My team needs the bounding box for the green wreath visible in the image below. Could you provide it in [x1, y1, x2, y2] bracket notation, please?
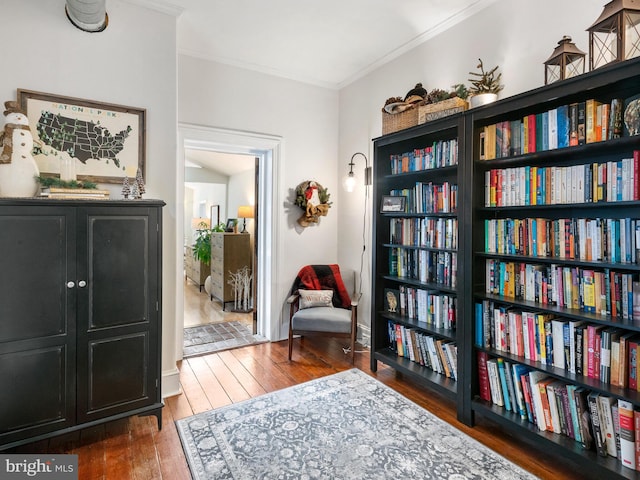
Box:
[294, 180, 331, 211]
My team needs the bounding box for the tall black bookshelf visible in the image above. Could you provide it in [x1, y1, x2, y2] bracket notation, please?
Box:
[371, 57, 640, 479]
[371, 113, 469, 421]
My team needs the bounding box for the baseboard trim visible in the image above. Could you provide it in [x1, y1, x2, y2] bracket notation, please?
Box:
[162, 366, 181, 398]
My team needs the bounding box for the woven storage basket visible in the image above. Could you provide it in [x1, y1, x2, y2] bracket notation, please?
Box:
[381, 106, 420, 135]
[418, 97, 468, 125]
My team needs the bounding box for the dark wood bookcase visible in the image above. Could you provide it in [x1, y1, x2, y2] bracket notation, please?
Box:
[372, 57, 640, 479]
[371, 113, 469, 421]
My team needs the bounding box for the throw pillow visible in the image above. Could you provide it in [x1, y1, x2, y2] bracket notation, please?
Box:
[298, 289, 334, 309]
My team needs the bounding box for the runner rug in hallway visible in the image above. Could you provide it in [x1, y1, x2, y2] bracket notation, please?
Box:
[183, 321, 267, 358]
[176, 368, 538, 480]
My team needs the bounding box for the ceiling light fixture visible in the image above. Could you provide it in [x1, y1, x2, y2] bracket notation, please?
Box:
[66, 0, 108, 33]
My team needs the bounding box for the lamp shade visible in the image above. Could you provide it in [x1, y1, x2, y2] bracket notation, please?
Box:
[343, 172, 357, 192]
[237, 205, 254, 219]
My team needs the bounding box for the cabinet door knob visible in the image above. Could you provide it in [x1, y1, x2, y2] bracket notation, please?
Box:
[66, 281, 75, 288]
[78, 280, 87, 288]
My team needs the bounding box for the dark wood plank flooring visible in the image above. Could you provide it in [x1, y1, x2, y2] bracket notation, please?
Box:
[10, 338, 582, 479]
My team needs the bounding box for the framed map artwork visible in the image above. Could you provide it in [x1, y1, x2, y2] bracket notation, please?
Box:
[17, 89, 145, 184]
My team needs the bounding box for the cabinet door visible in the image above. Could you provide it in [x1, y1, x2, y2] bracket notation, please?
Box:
[0, 206, 76, 445]
[75, 206, 161, 423]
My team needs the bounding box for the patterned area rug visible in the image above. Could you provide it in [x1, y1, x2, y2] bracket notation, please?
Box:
[176, 369, 538, 480]
[183, 321, 267, 358]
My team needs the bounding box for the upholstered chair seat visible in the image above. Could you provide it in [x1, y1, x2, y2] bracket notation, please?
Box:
[287, 265, 358, 363]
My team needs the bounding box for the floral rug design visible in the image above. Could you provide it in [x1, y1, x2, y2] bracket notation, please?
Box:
[176, 368, 537, 479]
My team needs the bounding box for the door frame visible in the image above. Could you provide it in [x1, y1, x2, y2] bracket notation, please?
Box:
[176, 123, 282, 359]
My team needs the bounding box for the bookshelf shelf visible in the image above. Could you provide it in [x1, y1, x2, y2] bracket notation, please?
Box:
[374, 348, 457, 399]
[380, 311, 457, 341]
[472, 399, 634, 480]
[372, 56, 640, 479]
[477, 253, 640, 272]
[476, 293, 640, 330]
[476, 346, 640, 403]
[476, 134, 640, 168]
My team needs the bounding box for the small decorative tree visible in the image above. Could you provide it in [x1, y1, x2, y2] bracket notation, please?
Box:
[468, 58, 504, 95]
[135, 167, 145, 197]
[121, 176, 131, 199]
[228, 266, 253, 311]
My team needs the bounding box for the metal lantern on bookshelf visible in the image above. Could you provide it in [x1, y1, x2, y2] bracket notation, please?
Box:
[587, 0, 640, 70]
[544, 36, 586, 84]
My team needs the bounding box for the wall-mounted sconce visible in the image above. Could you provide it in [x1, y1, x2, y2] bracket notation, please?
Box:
[237, 205, 254, 233]
[343, 152, 372, 192]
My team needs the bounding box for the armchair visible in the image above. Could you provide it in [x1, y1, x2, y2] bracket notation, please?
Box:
[287, 265, 358, 363]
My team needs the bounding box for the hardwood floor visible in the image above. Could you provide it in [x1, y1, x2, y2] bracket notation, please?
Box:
[9, 335, 585, 479]
[183, 277, 253, 329]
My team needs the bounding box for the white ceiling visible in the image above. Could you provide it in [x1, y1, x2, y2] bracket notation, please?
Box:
[155, 0, 495, 89]
[138, 0, 495, 173]
[185, 149, 254, 176]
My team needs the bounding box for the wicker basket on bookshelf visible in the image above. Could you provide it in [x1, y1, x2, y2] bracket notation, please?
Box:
[418, 97, 468, 125]
[381, 106, 420, 135]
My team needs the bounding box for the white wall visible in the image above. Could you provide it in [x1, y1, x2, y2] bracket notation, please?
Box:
[183, 182, 227, 245]
[228, 169, 256, 235]
[0, 0, 179, 395]
[337, 0, 606, 344]
[178, 55, 340, 338]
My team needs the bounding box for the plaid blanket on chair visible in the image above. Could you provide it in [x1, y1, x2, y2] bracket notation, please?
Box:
[291, 264, 351, 309]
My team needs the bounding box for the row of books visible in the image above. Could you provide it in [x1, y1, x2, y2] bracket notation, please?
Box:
[390, 217, 458, 250]
[388, 321, 457, 379]
[484, 154, 640, 207]
[389, 139, 459, 174]
[389, 248, 457, 288]
[476, 300, 640, 386]
[478, 97, 626, 161]
[485, 259, 640, 319]
[390, 181, 458, 214]
[385, 286, 456, 329]
[478, 351, 640, 471]
[484, 217, 640, 264]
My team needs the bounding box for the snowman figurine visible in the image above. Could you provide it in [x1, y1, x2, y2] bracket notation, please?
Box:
[0, 100, 40, 197]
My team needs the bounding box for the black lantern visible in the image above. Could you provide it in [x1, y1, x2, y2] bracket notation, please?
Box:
[544, 36, 586, 84]
[588, 0, 640, 70]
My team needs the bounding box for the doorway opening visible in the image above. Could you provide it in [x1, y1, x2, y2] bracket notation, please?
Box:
[176, 124, 281, 361]
[183, 150, 257, 355]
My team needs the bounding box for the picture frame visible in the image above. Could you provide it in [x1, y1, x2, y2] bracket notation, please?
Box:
[225, 218, 238, 232]
[210, 205, 220, 227]
[17, 89, 146, 184]
[380, 195, 406, 213]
